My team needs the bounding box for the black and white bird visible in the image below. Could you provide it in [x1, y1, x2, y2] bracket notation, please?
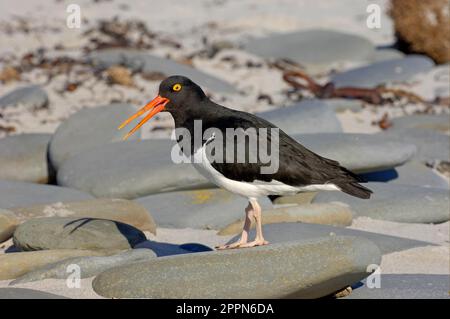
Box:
[119, 75, 372, 249]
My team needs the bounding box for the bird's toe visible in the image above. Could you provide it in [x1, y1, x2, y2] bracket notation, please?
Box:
[238, 239, 269, 248]
[215, 241, 244, 250]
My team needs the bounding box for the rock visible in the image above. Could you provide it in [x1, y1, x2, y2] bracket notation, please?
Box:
[134, 241, 213, 257]
[379, 129, 449, 162]
[87, 49, 237, 94]
[0, 85, 48, 110]
[369, 48, 404, 63]
[436, 161, 450, 180]
[359, 161, 449, 189]
[389, 0, 450, 64]
[11, 249, 156, 285]
[271, 192, 317, 205]
[57, 139, 212, 199]
[0, 66, 20, 83]
[0, 209, 19, 243]
[48, 103, 141, 170]
[106, 66, 134, 86]
[330, 55, 434, 88]
[322, 98, 365, 113]
[0, 288, 68, 299]
[431, 64, 450, 99]
[11, 198, 157, 234]
[257, 99, 342, 134]
[313, 182, 449, 223]
[137, 189, 272, 229]
[389, 114, 450, 134]
[333, 286, 353, 298]
[0, 249, 109, 280]
[435, 87, 450, 100]
[13, 217, 147, 251]
[0, 180, 93, 209]
[347, 274, 449, 299]
[227, 223, 434, 255]
[0, 134, 52, 183]
[218, 203, 353, 235]
[244, 29, 374, 72]
[294, 133, 417, 173]
[93, 236, 381, 299]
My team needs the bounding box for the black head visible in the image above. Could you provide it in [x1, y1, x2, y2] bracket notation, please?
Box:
[158, 75, 207, 111]
[118, 75, 208, 139]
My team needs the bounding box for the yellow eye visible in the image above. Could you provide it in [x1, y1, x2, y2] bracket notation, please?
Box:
[172, 84, 182, 92]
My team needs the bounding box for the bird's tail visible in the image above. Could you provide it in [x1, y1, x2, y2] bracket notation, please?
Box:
[337, 182, 372, 199]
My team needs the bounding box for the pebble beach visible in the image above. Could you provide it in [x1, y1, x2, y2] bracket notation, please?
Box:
[0, 0, 449, 299]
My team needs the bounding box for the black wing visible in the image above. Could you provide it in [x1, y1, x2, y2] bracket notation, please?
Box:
[203, 109, 372, 199]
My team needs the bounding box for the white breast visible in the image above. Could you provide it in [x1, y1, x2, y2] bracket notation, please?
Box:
[192, 141, 340, 200]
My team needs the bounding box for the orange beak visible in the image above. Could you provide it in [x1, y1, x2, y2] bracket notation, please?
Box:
[118, 95, 170, 140]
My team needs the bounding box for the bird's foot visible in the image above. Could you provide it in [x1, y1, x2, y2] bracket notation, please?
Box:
[215, 240, 246, 250]
[237, 239, 269, 248]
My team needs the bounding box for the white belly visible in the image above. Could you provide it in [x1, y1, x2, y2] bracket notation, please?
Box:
[192, 143, 340, 200]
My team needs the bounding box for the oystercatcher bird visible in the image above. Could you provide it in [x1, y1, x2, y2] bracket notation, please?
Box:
[119, 76, 372, 249]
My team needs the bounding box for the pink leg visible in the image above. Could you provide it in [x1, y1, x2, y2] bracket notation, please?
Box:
[216, 201, 254, 250]
[239, 198, 269, 248]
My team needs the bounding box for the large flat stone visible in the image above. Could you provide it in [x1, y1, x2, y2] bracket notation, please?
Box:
[244, 29, 374, 71]
[432, 64, 450, 99]
[389, 114, 450, 134]
[11, 198, 156, 234]
[0, 209, 19, 243]
[48, 103, 141, 170]
[87, 49, 238, 94]
[57, 139, 212, 199]
[0, 180, 93, 209]
[136, 189, 272, 229]
[93, 236, 381, 299]
[218, 203, 353, 235]
[358, 161, 449, 189]
[330, 55, 434, 88]
[313, 182, 449, 224]
[380, 129, 449, 162]
[0, 249, 109, 280]
[0, 134, 53, 183]
[369, 48, 404, 63]
[346, 274, 450, 299]
[11, 249, 156, 285]
[0, 85, 48, 110]
[322, 98, 365, 113]
[257, 99, 342, 134]
[429, 63, 450, 98]
[227, 223, 434, 255]
[293, 133, 417, 173]
[13, 217, 147, 251]
[0, 288, 68, 299]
